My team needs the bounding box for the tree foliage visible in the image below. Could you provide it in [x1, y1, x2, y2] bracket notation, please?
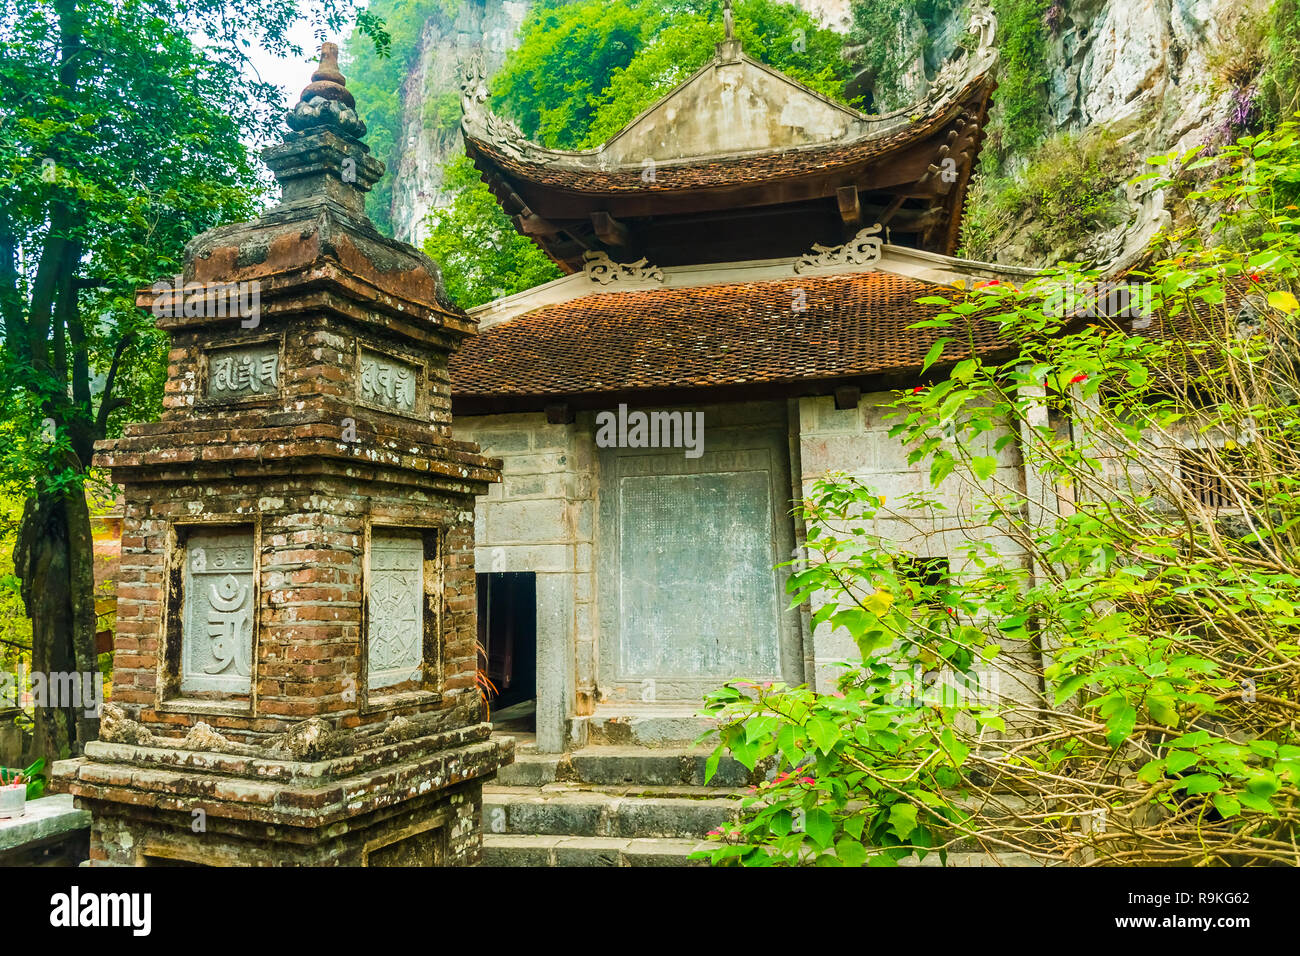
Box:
[422, 154, 561, 308]
[0, 0, 384, 760]
[701, 121, 1300, 866]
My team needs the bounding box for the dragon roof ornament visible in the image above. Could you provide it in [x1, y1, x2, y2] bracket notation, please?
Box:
[460, 52, 539, 163]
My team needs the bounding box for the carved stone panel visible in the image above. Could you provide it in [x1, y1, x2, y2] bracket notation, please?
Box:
[205, 344, 280, 399]
[181, 531, 255, 694]
[368, 535, 425, 689]
[359, 349, 418, 414]
[616, 469, 781, 678]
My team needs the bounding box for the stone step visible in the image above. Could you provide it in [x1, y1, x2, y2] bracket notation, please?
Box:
[484, 784, 743, 840]
[492, 741, 762, 788]
[569, 708, 718, 749]
[482, 833, 710, 867]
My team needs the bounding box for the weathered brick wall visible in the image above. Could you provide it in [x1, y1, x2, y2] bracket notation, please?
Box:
[112, 476, 481, 743]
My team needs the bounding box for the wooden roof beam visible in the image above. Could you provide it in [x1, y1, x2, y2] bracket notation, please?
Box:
[836, 185, 862, 229]
[591, 210, 630, 246]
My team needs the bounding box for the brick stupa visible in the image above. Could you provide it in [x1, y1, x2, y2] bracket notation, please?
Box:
[53, 43, 510, 866]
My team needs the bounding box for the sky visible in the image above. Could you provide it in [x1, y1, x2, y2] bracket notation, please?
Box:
[241, 18, 336, 111]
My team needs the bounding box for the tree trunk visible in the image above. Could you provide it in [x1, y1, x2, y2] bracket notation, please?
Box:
[14, 483, 100, 762]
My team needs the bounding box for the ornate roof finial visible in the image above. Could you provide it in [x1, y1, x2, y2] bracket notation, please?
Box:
[717, 0, 741, 61]
[286, 41, 367, 140]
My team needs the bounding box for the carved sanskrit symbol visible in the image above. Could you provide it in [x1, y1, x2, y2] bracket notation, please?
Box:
[205, 573, 250, 675]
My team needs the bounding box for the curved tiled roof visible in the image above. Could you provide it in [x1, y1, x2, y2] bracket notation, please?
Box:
[464, 76, 994, 196]
[449, 271, 1011, 399]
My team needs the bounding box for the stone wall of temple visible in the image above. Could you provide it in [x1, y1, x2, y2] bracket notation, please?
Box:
[795, 393, 1040, 710]
[454, 412, 596, 753]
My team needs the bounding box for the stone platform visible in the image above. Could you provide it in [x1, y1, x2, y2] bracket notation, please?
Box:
[57, 712, 512, 866]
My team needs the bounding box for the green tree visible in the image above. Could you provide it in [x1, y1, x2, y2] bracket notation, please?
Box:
[0, 0, 385, 762]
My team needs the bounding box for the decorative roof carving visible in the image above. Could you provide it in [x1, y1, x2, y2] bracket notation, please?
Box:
[583, 251, 665, 285]
[795, 224, 884, 273]
[460, 52, 539, 162]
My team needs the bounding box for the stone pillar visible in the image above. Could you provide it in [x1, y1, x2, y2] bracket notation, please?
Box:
[51, 44, 510, 866]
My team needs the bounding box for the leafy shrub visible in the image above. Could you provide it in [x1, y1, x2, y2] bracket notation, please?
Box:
[701, 123, 1300, 866]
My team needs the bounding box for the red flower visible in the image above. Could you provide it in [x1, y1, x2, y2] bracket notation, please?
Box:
[799, 777, 816, 786]
[1250, 273, 1262, 281]
[975, 279, 1001, 288]
[1069, 373, 1088, 384]
[912, 386, 925, 394]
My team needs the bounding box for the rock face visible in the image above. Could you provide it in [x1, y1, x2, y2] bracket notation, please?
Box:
[1046, 0, 1240, 156]
[388, 0, 529, 244]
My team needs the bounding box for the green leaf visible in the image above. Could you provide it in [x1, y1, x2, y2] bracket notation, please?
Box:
[804, 807, 834, 849]
[1181, 773, 1223, 795]
[888, 802, 919, 841]
[1105, 704, 1137, 748]
[1212, 794, 1241, 818]
[704, 749, 721, 785]
[807, 717, 841, 754]
[921, 337, 953, 372]
[835, 837, 868, 867]
[1165, 750, 1198, 774]
[971, 455, 997, 480]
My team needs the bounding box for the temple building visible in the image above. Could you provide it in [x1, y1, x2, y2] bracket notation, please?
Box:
[447, 6, 1041, 754]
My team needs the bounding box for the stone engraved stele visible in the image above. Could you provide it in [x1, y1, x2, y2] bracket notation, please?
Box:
[359, 349, 418, 413]
[617, 471, 780, 678]
[368, 535, 425, 689]
[206, 345, 279, 398]
[182, 531, 254, 694]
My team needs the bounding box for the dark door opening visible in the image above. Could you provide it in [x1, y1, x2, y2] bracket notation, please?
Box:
[477, 571, 536, 733]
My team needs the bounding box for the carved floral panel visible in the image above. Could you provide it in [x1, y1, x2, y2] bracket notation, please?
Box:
[368, 535, 425, 689]
[182, 531, 255, 694]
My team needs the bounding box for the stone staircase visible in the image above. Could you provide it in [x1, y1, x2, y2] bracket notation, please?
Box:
[481, 733, 1048, 867]
[481, 734, 759, 866]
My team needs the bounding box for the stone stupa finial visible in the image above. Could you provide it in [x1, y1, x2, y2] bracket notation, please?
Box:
[286, 41, 366, 140]
[267, 40, 383, 215]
